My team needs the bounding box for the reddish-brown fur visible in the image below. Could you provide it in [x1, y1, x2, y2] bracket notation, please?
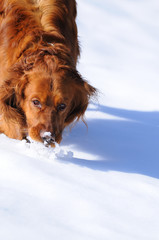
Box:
[0, 0, 96, 145]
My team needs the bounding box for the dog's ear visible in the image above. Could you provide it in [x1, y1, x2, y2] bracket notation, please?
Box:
[65, 69, 96, 125]
[0, 70, 28, 123]
[5, 64, 29, 101]
[0, 80, 22, 123]
[15, 74, 28, 102]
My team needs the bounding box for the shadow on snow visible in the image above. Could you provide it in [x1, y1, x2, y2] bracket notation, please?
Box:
[61, 104, 159, 179]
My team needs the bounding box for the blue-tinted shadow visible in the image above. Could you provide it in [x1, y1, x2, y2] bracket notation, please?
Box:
[61, 105, 159, 179]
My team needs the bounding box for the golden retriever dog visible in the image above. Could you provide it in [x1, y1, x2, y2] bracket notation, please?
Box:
[0, 0, 96, 146]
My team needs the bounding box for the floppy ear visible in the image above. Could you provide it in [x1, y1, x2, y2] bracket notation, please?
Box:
[65, 70, 96, 125]
[0, 71, 28, 123]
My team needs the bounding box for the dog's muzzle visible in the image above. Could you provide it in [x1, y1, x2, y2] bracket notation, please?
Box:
[40, 131, 55, 146]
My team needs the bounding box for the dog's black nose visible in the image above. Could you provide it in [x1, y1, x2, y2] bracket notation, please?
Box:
[42, 136, 55, 144]
[41, 131, 55, 146]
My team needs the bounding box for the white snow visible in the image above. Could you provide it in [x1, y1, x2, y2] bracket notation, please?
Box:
[0, 0, 159, 239]
[42, 132, 52, 137]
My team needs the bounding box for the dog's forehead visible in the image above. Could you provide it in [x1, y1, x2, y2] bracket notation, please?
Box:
[30, 78, 50, 92]
[27, 71, 52, 90]
[25, 70, 77, 103]
[24, 72, 52, 100]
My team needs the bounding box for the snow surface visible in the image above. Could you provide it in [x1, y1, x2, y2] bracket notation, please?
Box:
[1, 0, 159, 239]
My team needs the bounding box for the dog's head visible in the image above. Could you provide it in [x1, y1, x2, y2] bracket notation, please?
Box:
[1, 47, 96, 145]
[21, 67, 95, 145]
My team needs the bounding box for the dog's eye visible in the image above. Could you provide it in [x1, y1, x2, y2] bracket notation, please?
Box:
[32, 99, 41, 108]
[57, 103, 66, 112]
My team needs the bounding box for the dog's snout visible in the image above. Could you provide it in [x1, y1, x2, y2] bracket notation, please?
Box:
[40, 131, 55, 145]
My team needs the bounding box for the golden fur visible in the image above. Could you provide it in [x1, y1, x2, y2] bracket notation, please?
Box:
[0, 0, 96, 145]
